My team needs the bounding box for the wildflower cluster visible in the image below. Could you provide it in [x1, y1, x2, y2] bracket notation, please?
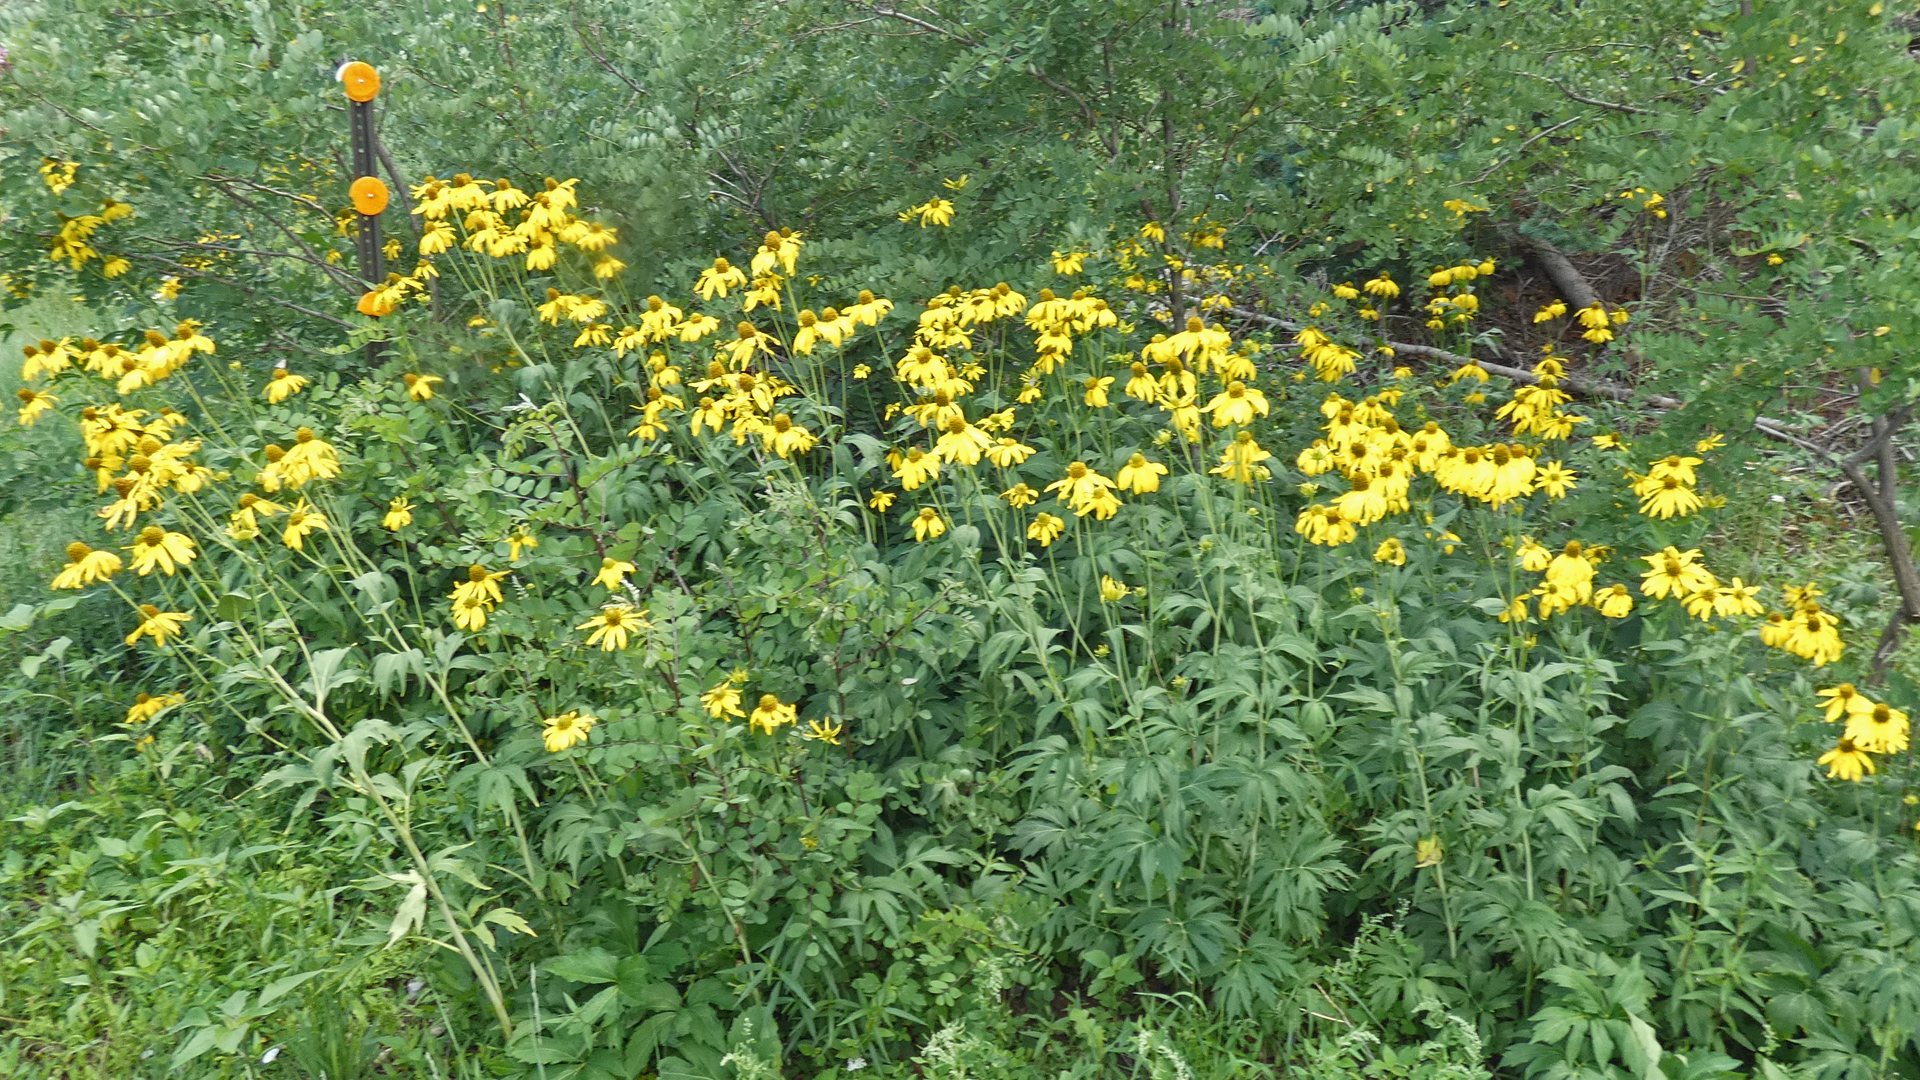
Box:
[1759, 583, 1848, 666]
[1813, 684, 1910, 781]
[1493, 356, 1587, 440]
[48, 198, 136, 274]
[372, 173, 622, 316]
[1292, 385, 1574, 545]
[1421, 257, 1493, 330]
[21, 173, 1872, 780]
[699, 671, 829, 741]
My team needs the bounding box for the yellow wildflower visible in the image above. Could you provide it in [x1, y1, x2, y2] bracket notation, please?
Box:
[125, 604, 190, 647]
[128, 526, 196, 576]
[542, 711, 597, 752]
[1848, 702, 1910, 754]
[404, 373, 443, 401]
[1639, 547, 1716, 599]
[911, 507, 948, 542]
[578, 605, 650, 652]
[1045, 461, 1120, 517]
[748, 694, 798, 734]
[1816, 683, 1872, 723]
[1116, 453, 1168, 495]
[1201, 381, 1269, 427]
[382, 497, 414, 530]
[985, 438, 1037, 468]
[1818, 736, 1874, 781]
[51, 542, 122, 589]
[1028, 513, 1066, 548]
[281, 500, 328, 551]
[702, 682, 746, 719]
[17, 388, 56, 426]
[1593, 585, 1634, 618]
[694, 257, 747, 300]
[125, 692, 185, 725]
[264, 368, 308, 403]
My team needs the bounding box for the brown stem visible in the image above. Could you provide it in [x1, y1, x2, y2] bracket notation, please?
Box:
[1839, 446, 1920, 678]
[373, 128, 442, 318]
[1517, 72, 1658, 116]
[1873, 610, 1913, 676]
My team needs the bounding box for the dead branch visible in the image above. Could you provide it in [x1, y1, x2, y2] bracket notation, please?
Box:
[1513, 233, 1603, 311]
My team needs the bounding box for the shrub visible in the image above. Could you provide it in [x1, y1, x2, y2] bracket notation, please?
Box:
[6, 173, 1919, 1080]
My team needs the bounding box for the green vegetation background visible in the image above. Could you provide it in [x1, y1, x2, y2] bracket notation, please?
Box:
[1, 0, 1918, 1078]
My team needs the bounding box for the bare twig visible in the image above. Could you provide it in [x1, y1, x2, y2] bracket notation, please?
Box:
[1230, 306, 1802, 446]
[834, 3, 1101, 139]
[124, 253, 354, 328]
[1518, 71, 1660, 115]
[199, 173, 328, 214]
[372, 132, 420, 239]
[570, 0, 650, 99]
[1470, 115, 1588, 184]
[1841, 446, 1920, 680]
[203, 178, 365, 294]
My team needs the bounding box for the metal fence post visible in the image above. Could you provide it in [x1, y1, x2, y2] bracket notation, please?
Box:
[340, 61, 387, 365]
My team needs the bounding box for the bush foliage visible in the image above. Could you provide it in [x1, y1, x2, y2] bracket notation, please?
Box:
[1, 1, 1917, 1079]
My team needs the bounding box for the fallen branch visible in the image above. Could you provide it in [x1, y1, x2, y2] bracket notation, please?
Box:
[1513, 233, 1603, 311]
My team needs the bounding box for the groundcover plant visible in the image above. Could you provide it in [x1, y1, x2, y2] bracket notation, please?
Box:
[1, 1, 1918, 1078]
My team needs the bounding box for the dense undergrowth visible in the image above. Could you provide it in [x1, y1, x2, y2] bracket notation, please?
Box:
[3, 0, 1920, 1078]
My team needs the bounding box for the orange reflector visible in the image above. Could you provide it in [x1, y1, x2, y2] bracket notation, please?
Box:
[340, 61, 381, 102]
[350, 175, 390, 216]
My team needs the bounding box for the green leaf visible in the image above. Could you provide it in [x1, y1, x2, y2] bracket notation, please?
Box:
[259, 970, 325, 1008]
[546, 947, 620, 985]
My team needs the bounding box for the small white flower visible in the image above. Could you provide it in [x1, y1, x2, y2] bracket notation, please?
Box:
[846, 1058, 868, 1072]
